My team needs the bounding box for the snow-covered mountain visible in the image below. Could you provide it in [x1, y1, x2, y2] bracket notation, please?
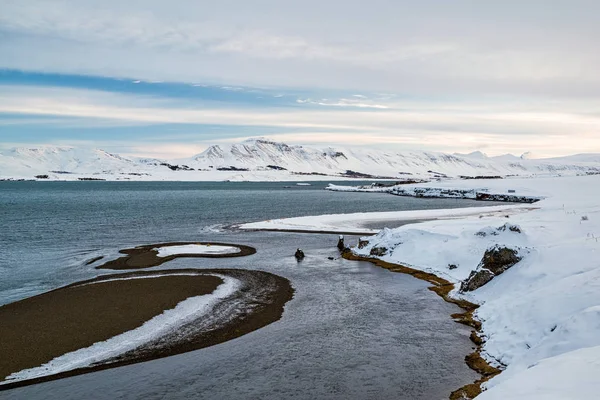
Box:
[1, 139, 600, 181]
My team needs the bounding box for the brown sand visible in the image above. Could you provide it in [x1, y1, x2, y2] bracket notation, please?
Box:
[0, 273, 222, 381]
[95, 242, 257, 270]
[0, 269, 294, 390]
[342, 252, 501, 400]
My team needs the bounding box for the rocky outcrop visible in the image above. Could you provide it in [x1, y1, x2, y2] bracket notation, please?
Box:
[358, 239, 370, 249]
[461, 246, 522, 292]
[369, 247, 388, 257]
[337, 235, 345, 251]
[216, 166, 249, 171]
[160, 163, 194, 171]
[475, 223, 522, 237]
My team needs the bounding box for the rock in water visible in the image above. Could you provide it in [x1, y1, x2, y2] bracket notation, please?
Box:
[337, 235, 345, 251]
[295, 248, 305, 261]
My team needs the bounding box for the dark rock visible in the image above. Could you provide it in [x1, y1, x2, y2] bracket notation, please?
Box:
[216, 166, 249, 171]
[459, 175, 503, 180]
[369, 247, 387, 257]
[480, 246, 521, 275]
[461, 269, 495, 292]
[476, 223, 522, 237]
[358, 239, 369, 249]
[461, 246, 522, 292]
[327, 256, 335, 260]
[497, 223, 522, 233]
[160, 163, 194, 171]
[340, 170, 398, 180]
[448, 264, 458, 270]
[35, 175, 49, 179]
[337, 235, 345, 251]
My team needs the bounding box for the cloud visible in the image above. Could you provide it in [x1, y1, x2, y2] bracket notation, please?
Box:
[1, 0, 600, 95]
[2, 84, 600, 158]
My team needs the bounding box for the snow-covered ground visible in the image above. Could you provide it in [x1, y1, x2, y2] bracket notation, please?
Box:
[153, 244, 240, 257]
[2, 139, 600, 181]
[246, 175, 600, 399]
[238, 205, 532, 234]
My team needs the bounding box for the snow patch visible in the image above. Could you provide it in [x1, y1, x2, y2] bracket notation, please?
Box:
[153, 244, 240, 257]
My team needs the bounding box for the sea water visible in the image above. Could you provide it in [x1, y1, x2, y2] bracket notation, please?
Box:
[0, 181, 492, 399]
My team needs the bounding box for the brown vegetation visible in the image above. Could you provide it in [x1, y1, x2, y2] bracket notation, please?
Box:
[342, 252, 501, 399]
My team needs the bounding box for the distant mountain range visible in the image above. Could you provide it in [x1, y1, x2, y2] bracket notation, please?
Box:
[1, 139, 600, 181]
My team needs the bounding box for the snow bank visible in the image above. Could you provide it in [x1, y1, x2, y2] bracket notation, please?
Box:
[238, 204, 530, 234]
[153, 244, 240, 257]
[348, 175, 600, 398]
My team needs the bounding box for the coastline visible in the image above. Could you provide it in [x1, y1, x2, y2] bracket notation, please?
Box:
[342, 252, 501, 399]
[0, 268, 294, 390]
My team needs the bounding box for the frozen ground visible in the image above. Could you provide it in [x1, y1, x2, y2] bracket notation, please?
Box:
[265, 175, 600, 398]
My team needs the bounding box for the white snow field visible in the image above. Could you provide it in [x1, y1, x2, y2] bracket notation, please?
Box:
[248, 175, 600, 399]
[2, 138, 600, 181]
[153, 244, 240, 257]
[238, 205, 532, 234]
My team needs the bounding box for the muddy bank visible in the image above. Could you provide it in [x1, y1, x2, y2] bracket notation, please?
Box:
[342, 252, 501, 399]
[0, 268, 293, 390]
[95, 242, 256, 270]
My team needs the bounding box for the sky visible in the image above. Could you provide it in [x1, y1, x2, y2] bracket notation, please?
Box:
[1, 0, 600, 159]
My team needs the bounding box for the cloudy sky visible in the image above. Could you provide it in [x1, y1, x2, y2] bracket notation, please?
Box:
[1, 0, 599, 158]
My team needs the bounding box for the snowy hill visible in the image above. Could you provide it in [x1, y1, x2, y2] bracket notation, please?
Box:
[1, 139, 600, 181]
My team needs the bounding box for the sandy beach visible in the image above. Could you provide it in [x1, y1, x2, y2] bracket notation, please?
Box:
[0, 268, 293, 389]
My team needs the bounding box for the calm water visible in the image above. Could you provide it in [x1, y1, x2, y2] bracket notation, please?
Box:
[0, 181, 489, 399]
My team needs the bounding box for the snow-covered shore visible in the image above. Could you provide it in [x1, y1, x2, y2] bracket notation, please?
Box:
[247, 175, 600, 399]
[237, 205, 534, 234]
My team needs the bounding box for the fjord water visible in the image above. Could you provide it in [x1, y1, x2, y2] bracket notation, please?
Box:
[0, 181, 486, 399]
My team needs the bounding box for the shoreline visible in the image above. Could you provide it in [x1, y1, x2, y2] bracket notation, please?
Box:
[95, 242, 257, 270]
[0, 268, 294, 391]
[342, 252, 501, 399]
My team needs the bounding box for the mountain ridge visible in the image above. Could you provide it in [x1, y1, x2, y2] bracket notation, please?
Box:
[2, 139, 600, 181]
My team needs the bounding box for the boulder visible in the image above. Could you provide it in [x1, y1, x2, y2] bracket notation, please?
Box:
[480, 246, 522, 275]
[461, 246, 522, 292]
[461, 269, 495, 292]
[294, 248, 305, 261]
